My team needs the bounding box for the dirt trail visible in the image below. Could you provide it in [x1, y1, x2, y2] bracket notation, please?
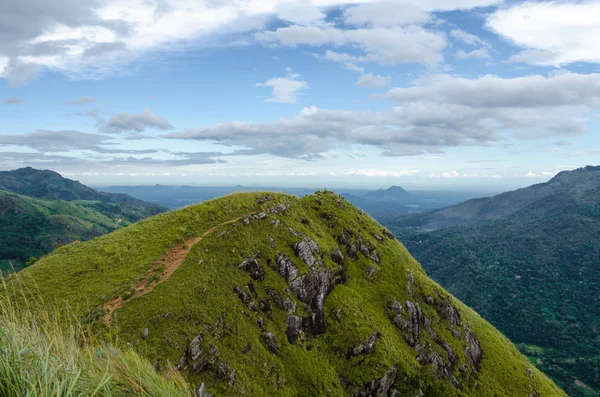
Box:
[103, 215, 247, 325]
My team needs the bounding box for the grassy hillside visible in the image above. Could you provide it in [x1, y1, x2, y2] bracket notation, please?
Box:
[390, 166, 600, 397]
[6, 191, 566, 396]
[0, 189, 161, 273]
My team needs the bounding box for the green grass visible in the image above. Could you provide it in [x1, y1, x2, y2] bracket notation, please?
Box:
[6, 191, 568, 396]
[0, 276, 191, 396]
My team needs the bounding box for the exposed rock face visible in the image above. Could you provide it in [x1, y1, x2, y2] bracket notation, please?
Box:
[290, 268, 332, 334]
[189, 336, 202, 361]
[348, 332, 381, 358]
[286, 315, 303, 343]
[277, 253, 299, 282]
[407, 271, 415, 297]
[465, 327, 482, 370]
[196, 383, 211, 397]
[293, 237, 320, 266]
[330, 247, 345, 265]
[265, 332, 279, 354]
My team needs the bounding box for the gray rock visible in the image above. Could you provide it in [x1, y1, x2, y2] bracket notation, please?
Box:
[390, 300, 403, 314]
[268, 235, 275, 248]
[293, 237, 320, 267]
[228, 369, 236, 387]
[290, 268, 332, 334]
[363, 366, 398, 397]
[252, 212, 267, 220]
[373, 234, 384, 243]
[441, 304, 461, 326]
[243, 218, 250, 226]
[257, 317, 265, 331]
[281, 297, 296, 313]
[348, 244, 357, 258]
[359, 244, 370, 257]
[188, 335, 202, 361]
[270, 219, 280, 227]
[366, 266, 377, 279]
[217, 361, 228, 378]
[277, 253, 299, 283]
[141, 327, 149, 340]
[383, 229, 395, 239]
[370, 250, 380, 264]
[234, 285, 251, 304]
[196, 383, 211, 397]
[286, 315, 303, 343]
[338, 232, 349, 246]
[265, 332, 279, 354]
[407, 271, 415, 296]
[347, 332, 381, 357]
[465, 327, 483, 370]
[330, 247, 345, 265]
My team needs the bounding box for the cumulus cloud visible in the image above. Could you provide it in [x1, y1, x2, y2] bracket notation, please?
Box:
[102, 109, 173, 133]
[64, 96, 98, 105]
[450, 28, 487, 47]
[256, 69, 308, 103]
[456, 48, 491, 60]
[0, 0, 506, 83]
[165, 72, 600, 159]
[355, 73, 392, 88]
[257, 25, 447, 65]
[487, 1, 600, 66]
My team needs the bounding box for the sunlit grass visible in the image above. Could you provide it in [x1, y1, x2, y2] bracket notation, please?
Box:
[0, 275, 191, 396]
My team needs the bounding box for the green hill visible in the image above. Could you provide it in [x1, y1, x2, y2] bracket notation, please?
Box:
[0, 168, 167, 273]
[6, 191, 566, 396]
[390, 166, 600, 397]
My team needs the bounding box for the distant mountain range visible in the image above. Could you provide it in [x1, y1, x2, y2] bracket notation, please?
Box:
[390, 166, 600, 397]
[0, 168, 167, 273]
[101, 183, 487, 222]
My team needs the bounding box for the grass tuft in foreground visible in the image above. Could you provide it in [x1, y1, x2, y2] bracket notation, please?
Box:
[0, 276, 191, 396]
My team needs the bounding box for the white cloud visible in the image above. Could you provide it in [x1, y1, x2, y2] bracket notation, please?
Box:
[456, 48, 491, 60]
[356, 73, 392, 88]
[165, 72, 600, 160]
[102, 109, 174, 133]
[343, 1, 431, 27]
[64, 96, 98, 105]
[450, 28, 486, 46]
[487, 2, 600, 66]
[256, 69, 308, 103]
[257, 25, 448, 65]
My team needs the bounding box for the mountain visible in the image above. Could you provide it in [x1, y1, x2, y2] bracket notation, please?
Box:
[390, 166, 600, 397]
[0, 168, 167, 273]
[6, 191, 565, 396]
[364, 185, 410, 200]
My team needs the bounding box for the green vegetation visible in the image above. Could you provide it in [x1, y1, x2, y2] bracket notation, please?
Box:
[0, 167, 166, 273]
[5, 191, 566, 396]
[390, 166, 600, 397]
[0, 277, 191, 396]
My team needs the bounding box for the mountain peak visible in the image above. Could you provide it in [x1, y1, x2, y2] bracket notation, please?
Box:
[14, 191, 565, 396]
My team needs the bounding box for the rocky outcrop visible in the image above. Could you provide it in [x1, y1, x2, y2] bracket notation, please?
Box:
[293, 237, 320, 266]
[196, 383, 211, 397]
[347, 332, 381, 358]
[286, 314, 303, 343]
[330, 247, 345, 265]
[465, 327, 482, 370]
[265, 332, 279, 354]
[355, 366, 399, 397]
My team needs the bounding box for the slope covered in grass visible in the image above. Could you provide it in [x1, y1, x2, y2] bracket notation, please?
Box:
[9, 191, 566, 396]
[0, 187, 165, 273]
[0, 278, 191, 396]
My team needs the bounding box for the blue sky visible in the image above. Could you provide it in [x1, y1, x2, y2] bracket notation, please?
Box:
[1, 0, 599, 189]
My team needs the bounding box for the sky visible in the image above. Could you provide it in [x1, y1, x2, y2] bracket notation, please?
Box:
[1, 0, 600, 189]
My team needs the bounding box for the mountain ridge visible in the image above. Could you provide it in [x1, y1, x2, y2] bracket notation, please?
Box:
[7, 191, 566, 396]
[390, 165, 600, 397]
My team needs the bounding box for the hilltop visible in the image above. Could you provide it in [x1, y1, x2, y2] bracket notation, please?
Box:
[8, 191, 565, 396]
[390, 166, 600, 397]
[0, 168, 167, 272]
